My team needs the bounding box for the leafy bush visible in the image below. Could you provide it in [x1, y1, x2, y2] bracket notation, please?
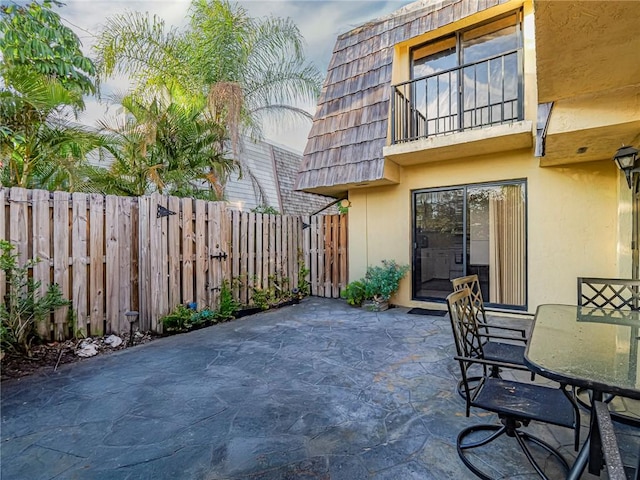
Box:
[364, 260, 410, 301]
[251, 286, 270, 310]
[340, 280, 367, 306]
[216, 280, 240, 321]
[0, 240, 69, 356]
[341, 260, 409, 307]
[161, 304, 194, 333]
[190, 308, 215, 326]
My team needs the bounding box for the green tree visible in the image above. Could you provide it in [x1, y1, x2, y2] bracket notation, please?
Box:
[0, 1, 103, 190]
[86, 89, 236, 198]
[93, 0, 322, 196]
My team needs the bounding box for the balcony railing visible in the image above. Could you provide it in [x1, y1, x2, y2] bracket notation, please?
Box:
[390, 50, 523, 144]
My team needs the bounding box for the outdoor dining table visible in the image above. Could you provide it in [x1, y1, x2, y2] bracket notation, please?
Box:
[524, 304, 640, 479]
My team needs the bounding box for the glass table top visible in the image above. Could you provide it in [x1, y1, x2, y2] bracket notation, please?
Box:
[525, 304, 640, 399]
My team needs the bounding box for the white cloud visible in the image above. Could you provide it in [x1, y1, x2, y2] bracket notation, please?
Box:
[57, 0, 411, 150]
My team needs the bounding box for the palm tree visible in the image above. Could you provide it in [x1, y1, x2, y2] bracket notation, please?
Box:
[0, 69, 106, 190]
[86, 90, 236, 199]
[93, 0, 322, 198]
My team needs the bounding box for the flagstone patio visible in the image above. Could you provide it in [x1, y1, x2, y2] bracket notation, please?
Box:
[1, 298, 638, 479]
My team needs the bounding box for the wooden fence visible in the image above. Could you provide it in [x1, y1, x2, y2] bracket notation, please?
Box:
[0, 188, 348, 339]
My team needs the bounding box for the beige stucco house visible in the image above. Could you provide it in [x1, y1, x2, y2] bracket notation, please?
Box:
[295, 0, 640, 313]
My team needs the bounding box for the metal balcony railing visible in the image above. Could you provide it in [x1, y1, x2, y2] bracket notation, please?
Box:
[390, 49, 523, 144]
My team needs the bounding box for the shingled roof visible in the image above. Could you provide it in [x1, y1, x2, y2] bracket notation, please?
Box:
[295, 0, 509, 195]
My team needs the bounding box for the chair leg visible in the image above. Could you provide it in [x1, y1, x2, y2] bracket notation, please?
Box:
[457, 424, 507, 480]
[457, 420, 570, 480]
[513, 429, 570, 479]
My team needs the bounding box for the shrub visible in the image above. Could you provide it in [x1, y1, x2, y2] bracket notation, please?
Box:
[0, 240, 69, 356]
[216, 279, 240, 321]
[364, 260, 410, 301]
[161, 304, 194, 333]
[341, 260, 410, 307]
[340, 280, 367, 306]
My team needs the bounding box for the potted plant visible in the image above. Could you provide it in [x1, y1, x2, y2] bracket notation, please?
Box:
[342, 260, 409, 311]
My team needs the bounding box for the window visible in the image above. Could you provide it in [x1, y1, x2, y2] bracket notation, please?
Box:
[413, 180, 526, 309]
[391, 11, 523, 143]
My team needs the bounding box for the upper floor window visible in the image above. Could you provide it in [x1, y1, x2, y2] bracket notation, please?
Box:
[391, 12, 523, 143]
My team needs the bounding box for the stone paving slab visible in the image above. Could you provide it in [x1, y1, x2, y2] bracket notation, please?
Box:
[1, 298, 638, 479]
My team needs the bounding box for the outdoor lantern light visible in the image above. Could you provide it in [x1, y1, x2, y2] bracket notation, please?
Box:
[613, 145, 639, 189]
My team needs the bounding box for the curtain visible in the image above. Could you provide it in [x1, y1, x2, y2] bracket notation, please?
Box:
[489, 185, 525, 305]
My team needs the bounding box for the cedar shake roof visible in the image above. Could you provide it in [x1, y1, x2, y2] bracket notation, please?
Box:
[296, 0, 509, 195]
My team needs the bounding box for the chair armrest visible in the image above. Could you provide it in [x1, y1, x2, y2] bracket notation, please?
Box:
[453, 355, 531, 372]
[477, 332, 528, 344]
[477, 321, 529, 339]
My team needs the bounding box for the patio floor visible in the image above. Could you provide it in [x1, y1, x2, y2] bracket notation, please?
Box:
[1, 297, 638, 479]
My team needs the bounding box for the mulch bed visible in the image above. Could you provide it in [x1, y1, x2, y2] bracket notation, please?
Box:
[1, 332, 157, 381]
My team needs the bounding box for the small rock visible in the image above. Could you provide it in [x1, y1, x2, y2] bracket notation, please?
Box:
[76, 342, 98, 358]
[104, 335, 123, 348]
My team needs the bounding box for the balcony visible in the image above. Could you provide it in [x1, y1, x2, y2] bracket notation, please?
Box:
[385, 50, 532, 166]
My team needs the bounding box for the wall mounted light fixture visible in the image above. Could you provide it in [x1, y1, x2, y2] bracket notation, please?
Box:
[613, 145, 639, 189]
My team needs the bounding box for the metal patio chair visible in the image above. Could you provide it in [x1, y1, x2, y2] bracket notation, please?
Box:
[577, 277, 640, 428]
[447, 288, 581, 480]
[452, 274, 529, 339]
[450, 275, 532, 393]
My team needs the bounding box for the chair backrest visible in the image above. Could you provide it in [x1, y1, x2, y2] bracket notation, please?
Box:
[446, 288, 486, 410]
[577, 277, 640, 310]
[452, 274, 488, 329]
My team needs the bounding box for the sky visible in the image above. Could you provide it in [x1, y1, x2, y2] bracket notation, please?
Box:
[52, 0, 414, 152]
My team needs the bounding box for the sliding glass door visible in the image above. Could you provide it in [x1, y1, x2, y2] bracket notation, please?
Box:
[413, 181, 526, 308]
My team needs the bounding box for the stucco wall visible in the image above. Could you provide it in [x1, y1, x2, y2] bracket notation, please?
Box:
[347, 150, 621, 313]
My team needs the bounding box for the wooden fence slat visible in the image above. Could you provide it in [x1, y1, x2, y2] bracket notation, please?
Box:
[195, 199, 207, 309]
[292, 217, 299, 291]
[167, 196, 181, 308]
[276, 215, 283, 288]
[339, 214, 348, 291]
[221, 204, 231, 290]
[53, 191, 70, 340]
[138, 196, 150, 331]
[255, 214, 263, 292]
[105, 195, 119, 335]
[316, 216, 325, 297]
[148, 194, 161, 331]
[303, 215, 311, 296]
[331, 216, 340, 298]
[130, 198, 139, 320]
[118, 196, 132, 332]
[268, 215, 276, 282]
[159, 195, 170, 321]
[32, 189, 51, 339]
[230, 210, 239, 301]
[207, 202, 220, 308]
[90, 194, 105, 336]
[309, 216, 317, 296]
[72, 193, 89, 335]
[286, 216, 294, 291]
[9, 187, 29, 266]
[239, 211, 248, 305]
[247, 212, 255, 303]
[182, 197, 194, 304]
[262, 214, 269, 290]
